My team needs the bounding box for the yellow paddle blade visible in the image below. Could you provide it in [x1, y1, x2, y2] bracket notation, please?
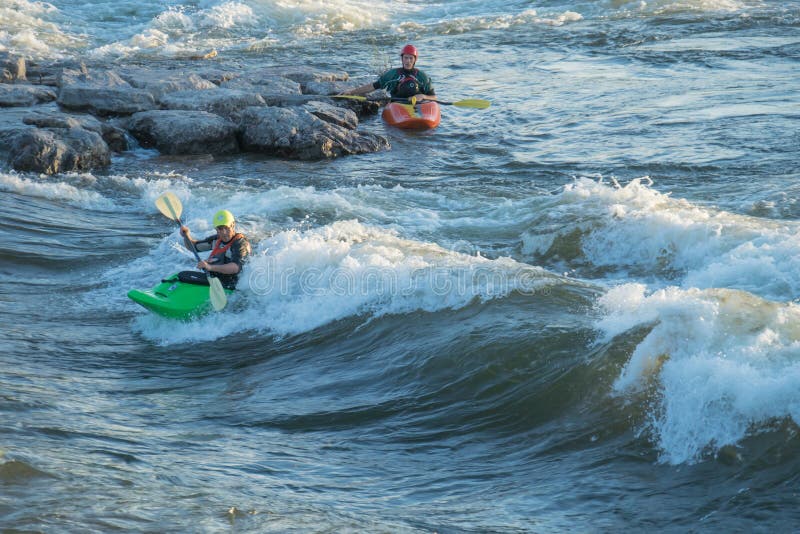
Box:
[208, 276, 227, 311]
[155, 192, 183, 221]
[332, 95, 489, 109]
[452, 99, 490, 109]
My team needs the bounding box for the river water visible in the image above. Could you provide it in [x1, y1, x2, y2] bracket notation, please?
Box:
[2, 0, 800, 531]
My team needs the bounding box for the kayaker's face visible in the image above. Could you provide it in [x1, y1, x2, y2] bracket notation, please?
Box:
[216, 224, 234, 241]
[401, 54, 416, 70]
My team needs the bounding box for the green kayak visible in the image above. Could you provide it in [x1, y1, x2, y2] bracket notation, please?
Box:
[127, 272, 233, 320]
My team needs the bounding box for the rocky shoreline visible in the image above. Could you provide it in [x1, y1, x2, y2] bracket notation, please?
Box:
[0, 52, 387, 175]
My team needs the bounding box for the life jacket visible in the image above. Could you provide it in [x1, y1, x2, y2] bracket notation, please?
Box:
[394, 68, 421, 98]
[208, 233, 244, 264]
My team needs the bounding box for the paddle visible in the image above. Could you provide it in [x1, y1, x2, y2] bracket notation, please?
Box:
[402, 97, 490, 109]
[154, 192, 227, 312]
[332, 94, 490, 109]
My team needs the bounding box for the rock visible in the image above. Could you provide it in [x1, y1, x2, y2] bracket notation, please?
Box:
[0, 84, 57, 107]
[9, 128, 111, 174]
[239, 106, 388, 160]
[159, 88, 265, 120]
[0, 109, 37, 153]
[250, 66, 348, 84]
[193, 67, 238, 86]
[57, 68, 156, 116]
[122, 70, 218, 100]
[221, 76, 302, 97]
[22, 58, 78, 87]
[0, 53, 26, 82]
[23, 109, 128, 152]
[98, 125, 128, 153]
[128, 110, 239, 155]
[259, 94, 335, 107]
[302, 100, 358, 130]
[259, 94, 381, 117]
[302, 80, 354, 96]
[185, 48, 218, 60]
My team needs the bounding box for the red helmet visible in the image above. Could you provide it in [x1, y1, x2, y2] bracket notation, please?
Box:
[400, 44, 418, 58]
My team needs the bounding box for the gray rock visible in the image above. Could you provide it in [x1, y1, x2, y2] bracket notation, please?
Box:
[192, 67, 237, 86]
[26, 58, 81, 86]
[22, 109, 128, 152]
[259, 94, 336, 107]
[124, 71, 218, 100]
[239, 106, 388, 160]
[251, 66, 348, 84]
[159, 88, 265, 120]
[302, 80, 354, 96]
[57, 68, 156, 116]
[9, 127, 111, 174]
[128, 110, 239, 155]
[221, 76, 302, 97]
[0, 84, 57, 106]
[0, 53, 26, 82]
[0, 108, 36, 153]
[302, 100, 358, 130]
[259, 94, 381, 117]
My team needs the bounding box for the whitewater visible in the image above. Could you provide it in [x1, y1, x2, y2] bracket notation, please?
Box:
[1, 0, 799, 531]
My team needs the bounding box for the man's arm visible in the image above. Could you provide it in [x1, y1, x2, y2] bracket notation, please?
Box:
[180, 226, 213, 252]
[416, 72, 436, 100]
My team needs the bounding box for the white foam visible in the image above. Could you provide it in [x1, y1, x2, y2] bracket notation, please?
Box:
[84, 0, 393, 59]
[197, 2, 255, 30]
[633, 0, 747, 15]
[523, 177, 800, 301]
[281, 0, 390, 36]
[395, 9, 583, 36]
[597, 284, 800, 464]
[86, 2, 257, 59]
[152, 9, 196, 33]
[0, 0, 85, 58]
[124, 219, 554, 344]
[639, 35, 797, 53]
[0, 172, 115, 209]
[88, 29, 175, 59]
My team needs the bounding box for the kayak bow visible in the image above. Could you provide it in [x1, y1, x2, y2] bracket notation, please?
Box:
[381, 101, 441, 130]
[127, 272, 234, 320]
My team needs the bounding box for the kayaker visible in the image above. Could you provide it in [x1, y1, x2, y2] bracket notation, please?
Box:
[180, 209, 250, 290]
[342, 44, 436, 102]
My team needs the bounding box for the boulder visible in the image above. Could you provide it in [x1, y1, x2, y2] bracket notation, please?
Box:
[239, 106, 388, 160]
[0, 84, 57, 107]
[0, 109, 36, 153]
[221, 76, 302, 97]
[23, 109, 128, 152]
[250, 66, 348, 84]
[192, 67, 238, 86]
[0, 53, 26, 82]
[22, 58, 78, 87]
[159, 89, 265, 120]
[128, 110, 239, 155]
[57, 68, 156, 116]
[302, 80, 354, 96]
[259, 94, 380, 117]
[302, 100, 358, 130]
[123, 71, 218, 100]
[9, 128, 111, 174]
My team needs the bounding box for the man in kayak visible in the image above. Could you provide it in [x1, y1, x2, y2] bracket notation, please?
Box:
[342, 44, 436, 102]
[180, 209, 250, 290]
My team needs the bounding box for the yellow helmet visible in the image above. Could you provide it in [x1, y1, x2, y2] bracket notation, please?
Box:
[212, 209, 235, 228]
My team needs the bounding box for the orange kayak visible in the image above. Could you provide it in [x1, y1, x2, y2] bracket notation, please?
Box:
[381, 101, 441, 130]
